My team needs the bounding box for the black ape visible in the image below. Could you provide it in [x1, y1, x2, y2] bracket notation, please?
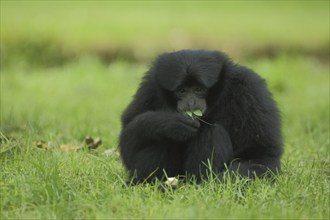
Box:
[119, 49, 282, 184]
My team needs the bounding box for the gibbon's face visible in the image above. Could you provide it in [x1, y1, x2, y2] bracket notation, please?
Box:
[174, 84, 208, 113]
[153, 49, 224, 114]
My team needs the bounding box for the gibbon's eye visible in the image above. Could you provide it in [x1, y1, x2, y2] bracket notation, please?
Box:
[179, 88, 186, 94]
[195, 87, 203, 92]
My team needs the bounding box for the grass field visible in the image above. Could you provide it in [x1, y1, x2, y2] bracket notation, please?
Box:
[1, 1, 329, 64]
[1, 1, 329, 219]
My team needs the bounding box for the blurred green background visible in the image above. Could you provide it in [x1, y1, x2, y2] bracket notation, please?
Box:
[1, 1, 329, 219]
[1, 1, 329, 66]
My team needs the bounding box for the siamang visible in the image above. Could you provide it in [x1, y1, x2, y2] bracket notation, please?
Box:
[119, 49, 282, 184]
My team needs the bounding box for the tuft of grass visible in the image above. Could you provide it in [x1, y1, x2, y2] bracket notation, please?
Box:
[1, 55, 329, 219]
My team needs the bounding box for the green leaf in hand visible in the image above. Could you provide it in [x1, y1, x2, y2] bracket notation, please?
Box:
[185, 111, 194, 119]
[185, 110, 203, 119]
[193, 110, 203, 117]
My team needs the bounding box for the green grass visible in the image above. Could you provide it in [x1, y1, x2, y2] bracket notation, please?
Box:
[1, 55, 329, 219]
[1, 1, 329, 219]
[1, 1, 329, 63]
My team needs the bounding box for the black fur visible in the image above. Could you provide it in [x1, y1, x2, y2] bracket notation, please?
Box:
[119, 49, 283, 184]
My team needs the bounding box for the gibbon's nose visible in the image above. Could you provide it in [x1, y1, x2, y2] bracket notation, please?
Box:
[188, 99, 196, 110]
